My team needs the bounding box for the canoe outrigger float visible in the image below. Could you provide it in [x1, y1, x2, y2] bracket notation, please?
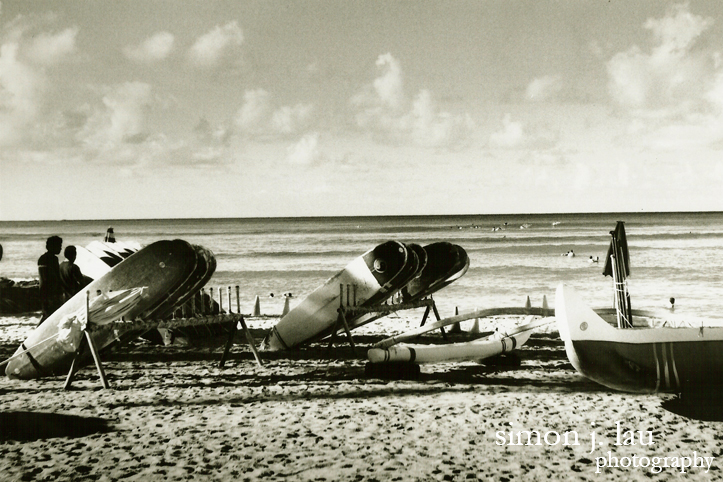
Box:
[556, 222, 723, 393]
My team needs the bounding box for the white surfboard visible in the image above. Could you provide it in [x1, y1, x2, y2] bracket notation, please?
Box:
[266, 241, 413, 351]
[73, 246, 112, 281]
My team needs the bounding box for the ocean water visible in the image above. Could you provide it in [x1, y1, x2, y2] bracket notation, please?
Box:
[1, 212, 723, 327]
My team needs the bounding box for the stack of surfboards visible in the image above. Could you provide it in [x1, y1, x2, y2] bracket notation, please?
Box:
[6, 239, 217, 379]
[265, 241, 470, 351]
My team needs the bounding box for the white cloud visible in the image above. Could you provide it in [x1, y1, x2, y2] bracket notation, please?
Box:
[124, 31, 174, 63]
[189, 21, 244, 67]
[525, 75, 563, 102]
[0, 19, 78, 146]
[352, 53, 473, 149]
[286, 132, 321, 165]
[607, 3, 723, 151]
[25, 27, 78, 65]
[489, 114, 557, 150]
[409, 89, 474, 148]
[233, 89, 314, 138]
[79, 82, 153, 147]
[489, 114, 525, 148]
[234, 88, 271, 132]
[0, 42, 44, 145]
[373, 53, 404, 110]
[271, 103, 314, 134]
[607, 4, 713, 112]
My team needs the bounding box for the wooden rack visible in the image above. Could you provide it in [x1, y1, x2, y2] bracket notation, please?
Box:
[64, 285, 263, 390]
[326, 284, 447, 355]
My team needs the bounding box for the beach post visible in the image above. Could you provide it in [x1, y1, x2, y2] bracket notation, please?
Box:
[542, 295, 549, 310]
[525, 296, 532, 309]
[252, 295, 261, 316]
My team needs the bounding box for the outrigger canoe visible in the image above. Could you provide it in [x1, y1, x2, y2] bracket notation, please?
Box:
[555, 283, 723, 393]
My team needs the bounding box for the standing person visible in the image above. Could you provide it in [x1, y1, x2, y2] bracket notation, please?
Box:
[38, 235, 64, 325]
[59, 245, 88, 301]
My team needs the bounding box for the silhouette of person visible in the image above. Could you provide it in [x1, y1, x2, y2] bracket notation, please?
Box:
[38, 235, 64, 325]
[105, 227, 115, 243]
[59, 246, 88, 301]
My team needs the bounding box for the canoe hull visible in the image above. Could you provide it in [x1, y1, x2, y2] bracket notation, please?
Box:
[367, 330, 530, 364]
[555, 284, 723, 393]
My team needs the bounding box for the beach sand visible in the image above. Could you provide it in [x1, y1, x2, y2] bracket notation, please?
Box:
[1, 314, 722, 481]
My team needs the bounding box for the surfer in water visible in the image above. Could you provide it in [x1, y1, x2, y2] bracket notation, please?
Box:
[38, 236, 64, 325]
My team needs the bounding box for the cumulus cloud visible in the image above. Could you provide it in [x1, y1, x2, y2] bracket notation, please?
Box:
[189, 21, 244, 67]
[608, 4, 713, 113]
[271, 103, 314, 135]
[233, 88, 314, 137]
[25, 27, 78, 65]
[234, 89, 271, 132]
[351, 52, 474, 149]
[373, 53, 404, 110]
[489, 114, 525, 148]
[489, 114, 557, 150]
[525, 75, 563, 102]
[607, 3, 723, 151]
[124, 31, 174, 63]
[79, 82, 153, 147]
[0, 18, 79, 146]
[409, 90, 474, 148]
[286, 132, 321, 165]
[0, 42, 44, 145]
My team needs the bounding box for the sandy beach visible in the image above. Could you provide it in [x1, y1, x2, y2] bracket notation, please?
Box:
[1, 313, 721, 482]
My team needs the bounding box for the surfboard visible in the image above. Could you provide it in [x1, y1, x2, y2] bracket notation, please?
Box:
[86, 240, 125, 267]
[73, 246, 112, 281]
[367, 324, 532, 364]
[104, 240, 141, 258]
[404, 242, 469, 301]
[5, 239, 198, 379]
[152, 244, 216, 320]
[265, 241, 415, 351]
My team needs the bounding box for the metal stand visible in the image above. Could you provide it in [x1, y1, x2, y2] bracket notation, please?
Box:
[326, 284, 445, 355]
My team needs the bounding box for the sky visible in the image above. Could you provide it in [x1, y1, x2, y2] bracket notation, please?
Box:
[2, 1, 723, 220]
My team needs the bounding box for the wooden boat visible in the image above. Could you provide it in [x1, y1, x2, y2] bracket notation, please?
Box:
[5, 240, 198, 379]
[555, 283, 723, 393]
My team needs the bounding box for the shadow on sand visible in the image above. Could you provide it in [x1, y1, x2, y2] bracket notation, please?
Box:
[661, 387, 723, 421]
[0, 412, 112, 441]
